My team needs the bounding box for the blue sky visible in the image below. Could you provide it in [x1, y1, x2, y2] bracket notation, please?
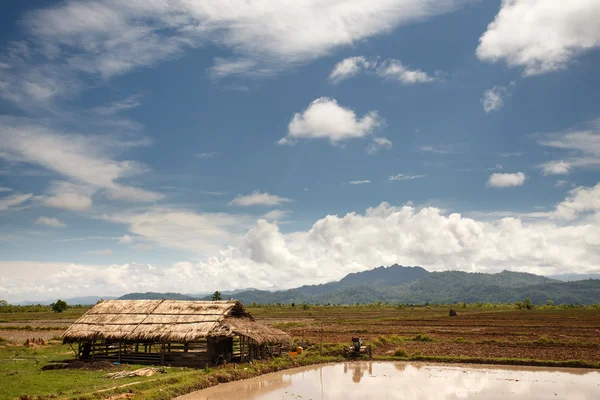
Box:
[1, 0, 599, 301]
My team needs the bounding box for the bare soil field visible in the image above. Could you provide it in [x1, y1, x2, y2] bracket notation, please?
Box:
[251, 306, 600, 363]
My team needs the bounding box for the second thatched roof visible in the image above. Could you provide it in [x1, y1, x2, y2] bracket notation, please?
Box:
[62, 299, 290, 345]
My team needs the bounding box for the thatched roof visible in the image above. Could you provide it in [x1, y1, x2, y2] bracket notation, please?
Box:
[62, 300, 290, 345]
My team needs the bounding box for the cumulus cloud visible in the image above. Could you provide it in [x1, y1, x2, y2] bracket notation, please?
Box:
[487, 172, 526, 188]
[329, 56, 374, 83]
[329, 57, 435, 84]
[376, 59, 435, 84]
[229, 191, 293, 207]
[481, 83, 514, 112]
[5, 183, 600, 301]
[389, 174, 426, 182]
[0, 118, 163, 205]
[477, 0, 600, 75]
[541, 160, 571, 176]
[34, 216, 66, 228]
[280, 97, 383, 145]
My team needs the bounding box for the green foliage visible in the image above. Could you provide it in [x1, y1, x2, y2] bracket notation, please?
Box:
[454, 337, 468, 343]
[412, 334, 434, 342]
[546, 300, 554, 307]
[211, 291, 222, 301]
[393, 347, 408, 357]
[51, 299, 68, 313]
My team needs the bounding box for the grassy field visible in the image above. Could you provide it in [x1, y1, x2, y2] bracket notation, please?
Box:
[1, 304, 600, 399]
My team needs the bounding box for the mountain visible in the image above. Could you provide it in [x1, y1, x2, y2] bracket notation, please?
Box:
[117, 265, 600, 305]
[118, 292, 197, 300]
[17, 296, 117, 305]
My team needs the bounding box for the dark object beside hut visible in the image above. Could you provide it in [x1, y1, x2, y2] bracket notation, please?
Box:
[449, 308, 458, 317]
[62, 300, 290, 367]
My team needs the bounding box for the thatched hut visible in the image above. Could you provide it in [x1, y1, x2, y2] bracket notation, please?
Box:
[62, 300, 290, 367]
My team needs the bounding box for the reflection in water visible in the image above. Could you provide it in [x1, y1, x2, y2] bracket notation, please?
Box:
[178, 362, 600, 400]
[343, 361, 373, 383]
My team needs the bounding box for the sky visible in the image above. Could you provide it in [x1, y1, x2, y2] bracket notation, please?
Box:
[1, 0, 599, 302]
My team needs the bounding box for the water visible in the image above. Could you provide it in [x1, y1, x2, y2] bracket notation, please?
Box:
[177, 362, 600, 400]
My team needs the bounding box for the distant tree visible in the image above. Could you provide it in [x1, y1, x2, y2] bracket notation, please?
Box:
[291, 302, 296, 308]
[0, 300, 8, 307]
[51, 299, 68, 313]
[523, 297, 533, 310]
[546, 300, 554, 307]
[211, 291, 222, 301]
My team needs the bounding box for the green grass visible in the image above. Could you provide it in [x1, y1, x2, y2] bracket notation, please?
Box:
[0, 344, 189, 400]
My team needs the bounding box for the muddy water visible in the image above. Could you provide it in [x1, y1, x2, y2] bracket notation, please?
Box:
[177, 362, 600, 400]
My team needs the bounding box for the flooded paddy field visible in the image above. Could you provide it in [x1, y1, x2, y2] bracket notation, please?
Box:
[178, 361, 600, 400]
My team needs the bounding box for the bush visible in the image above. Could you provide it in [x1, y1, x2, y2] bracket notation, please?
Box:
[454, 337, 468, 343]
[412, 334, 433, 342]
[393, 347, 408, 357]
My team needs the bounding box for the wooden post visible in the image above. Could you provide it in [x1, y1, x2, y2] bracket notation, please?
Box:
[91, 341, 95, 364]
[118, 342, 122, 363]
[160, 343, 165, 366]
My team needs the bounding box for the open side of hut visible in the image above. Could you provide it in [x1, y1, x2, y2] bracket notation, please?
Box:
[62, 300, 290, 367]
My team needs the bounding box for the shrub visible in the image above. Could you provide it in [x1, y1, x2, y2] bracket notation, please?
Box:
[412, 334, 433, 342]
[393, 347, 408, 357]
[454, 337, 468, 343]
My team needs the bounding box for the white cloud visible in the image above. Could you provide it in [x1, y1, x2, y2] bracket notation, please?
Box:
[0, 193, 34, 211]
[367, 137, 393, 154]
[0, 118, 162, 205]
[487, 172, 526, 188]
[500, 152, 525, 157]
[541, 160, 571, 176]
[91, 94, 143, 115]
[34, 216, 66, 228]
[280, 97, 383, 145]
[262, 209, 291, 221]
[0, 187, 13, 192]
[41, 181, 93, 211]
[5, 181, 600, 300]
[103, 208, 250, 254]
[329, 56, 374, 83]
[420, 144, 459, 154]
[229, 191, 293, 207]
[196, 152, 218, 159]
[0, 0, 469, 105]
[348, 180, 371, 185]
[203, 191, 227, 196]
[537, 119, 600, 174]
[376, 59, 435, 84]
[389, 174, 426, 182]
[118, 234, 134, 244]
[481, 83, 514, 113]
[330, 57, 435, 84]
[477, 0, 600, 75]
[553, 183, 600, 220]
[87, 249, 113, 256]
[554, 180, 569, 188]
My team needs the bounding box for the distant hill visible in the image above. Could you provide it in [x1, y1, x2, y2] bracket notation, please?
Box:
[118, 292, 198, 301]
[18, 296, 117, 306]
[116, 265, 600, 305]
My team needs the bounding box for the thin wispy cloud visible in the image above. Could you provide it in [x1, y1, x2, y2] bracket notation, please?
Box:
[229, 190, 293, 207]
[389, 174, 426, 182]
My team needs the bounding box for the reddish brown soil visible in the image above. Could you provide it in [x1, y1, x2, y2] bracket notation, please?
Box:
[253, 307, 600, 363]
